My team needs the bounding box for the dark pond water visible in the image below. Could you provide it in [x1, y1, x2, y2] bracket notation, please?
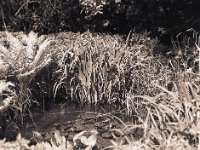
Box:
[23, 103, 134, 134]
[1, 103, 139, 149]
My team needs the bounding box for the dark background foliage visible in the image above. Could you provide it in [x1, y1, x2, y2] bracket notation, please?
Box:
[0, 0, 200, 40]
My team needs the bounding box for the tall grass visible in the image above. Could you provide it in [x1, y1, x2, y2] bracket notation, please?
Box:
[103, 29, 200, 150]
[53, 31, 158, 104]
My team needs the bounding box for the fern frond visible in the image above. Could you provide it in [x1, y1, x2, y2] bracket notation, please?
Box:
[22, 31, 38, 59]
[17, 58, 52, 79]
[5, 31, 23, 52]
[33, 39, 51, 67]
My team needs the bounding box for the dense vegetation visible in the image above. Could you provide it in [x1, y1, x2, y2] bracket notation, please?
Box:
[1, 0, 199, 36]
[0, 1, 200, 150]
[0, 29, 200, 149]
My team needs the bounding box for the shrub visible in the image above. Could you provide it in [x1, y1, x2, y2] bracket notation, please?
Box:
[0, 0, 82, 33]
[0, 0, 199, 36]
[0, 31, 54, 122]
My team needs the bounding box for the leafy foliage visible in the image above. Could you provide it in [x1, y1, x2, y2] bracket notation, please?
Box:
[0, 80, 15, 111]
[0, 129, 98, 150]
[0, 0, 199, 35]
[0, 31, 53, 122]
[0, 0, 81, 33]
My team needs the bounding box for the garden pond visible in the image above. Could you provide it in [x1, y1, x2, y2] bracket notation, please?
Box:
[0, 103, 143, 149]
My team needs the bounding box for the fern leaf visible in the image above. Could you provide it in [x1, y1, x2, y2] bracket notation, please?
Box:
[5, 31, 23, 52]
[33, 39, 51, 67]
[22, 31, 38, 59]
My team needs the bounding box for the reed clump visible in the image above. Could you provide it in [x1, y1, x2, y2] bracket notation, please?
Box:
[0, 29, 200, 149]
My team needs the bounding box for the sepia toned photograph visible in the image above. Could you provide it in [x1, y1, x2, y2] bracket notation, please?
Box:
[0, 0, 200, 149]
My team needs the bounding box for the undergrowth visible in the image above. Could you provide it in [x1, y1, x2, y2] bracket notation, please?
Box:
[0, 31, 54, 122]
[0, 29, 200, 149]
